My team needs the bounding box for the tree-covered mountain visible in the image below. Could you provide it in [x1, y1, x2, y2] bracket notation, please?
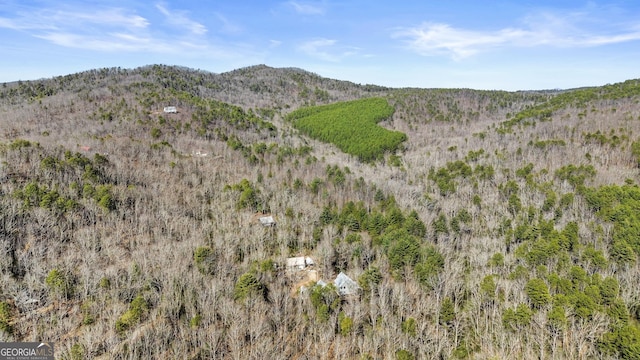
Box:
[1, 64, 640, 359]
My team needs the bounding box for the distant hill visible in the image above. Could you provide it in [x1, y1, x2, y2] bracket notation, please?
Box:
[1, 64, 640, 359]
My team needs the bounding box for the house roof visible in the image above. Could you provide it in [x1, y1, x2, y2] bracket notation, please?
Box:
[334, 272, 360, 296]
[259, 216, 276, 226]
[286, 256, 314, 268]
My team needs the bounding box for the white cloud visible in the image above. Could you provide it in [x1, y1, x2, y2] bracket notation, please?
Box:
[298, 38, 360, 62]
[0, 7, 148, 31]
[394, 10, 640, 60]
[155, 2, 207, 35]
[288, 1, 325, 15]
[0, 3, 223, 56]
[394, 23, 529, 60]
[0, 6, 161, 52]
[214, 13, 242, 35]
[584, 32, 640, 46]
[0, 16, 53, 31]
[36, 32, 158, 52]
[299, 38, 339, 61]
[55, 8, 149, 29]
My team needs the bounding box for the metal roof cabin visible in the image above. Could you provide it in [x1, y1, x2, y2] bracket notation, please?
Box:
[259, 216, 276, 227]
[334, 272, 360, 296]
[286, 256, 314, 271]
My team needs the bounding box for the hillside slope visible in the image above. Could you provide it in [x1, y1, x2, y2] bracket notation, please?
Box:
[1, 65, 640, 359]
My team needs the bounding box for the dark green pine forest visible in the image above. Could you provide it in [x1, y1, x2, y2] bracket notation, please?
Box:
[2, 64, 640, 359]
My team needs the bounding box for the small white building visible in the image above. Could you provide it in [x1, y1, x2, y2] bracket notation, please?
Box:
[303, 272, 360, 296]
[259, 216, 276, 227]
[163, 106, 177, 113]
[286, 256, 315, 271]
[192, 150, 208, 157]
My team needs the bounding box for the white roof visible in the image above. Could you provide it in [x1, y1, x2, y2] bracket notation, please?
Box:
[286, 256, 314, 267]
[259, 216, 276, 226]
[334, 272, 359, 296]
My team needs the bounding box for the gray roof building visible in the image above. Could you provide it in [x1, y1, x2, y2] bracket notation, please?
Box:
[334, 272, 360, 296]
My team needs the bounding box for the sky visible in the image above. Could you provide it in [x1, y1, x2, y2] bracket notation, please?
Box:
[1, 1, 640, 90]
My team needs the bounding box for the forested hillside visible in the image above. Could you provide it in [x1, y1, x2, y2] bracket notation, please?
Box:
[1, 65, 640, 359]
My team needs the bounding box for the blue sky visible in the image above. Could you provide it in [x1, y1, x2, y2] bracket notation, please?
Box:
[1, 1, 640, 90]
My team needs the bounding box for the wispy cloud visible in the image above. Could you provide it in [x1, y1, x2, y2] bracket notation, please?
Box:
[57, 8, 149, 29]
[0, 3, 222, 55]
[214, 13, 242, 35]
[0, 5, 159, 52]
[0, 7, 148, 32]
[288, 1, 326, 15]
[393, 23, 527, 60]
[0, 15, 54, 31]
[394, 9, 640, 60]
[300, 38, 338, 61]
[299, 38, 357, 62]
[35, 32, 163, 52]
[155, 2, 207, 35]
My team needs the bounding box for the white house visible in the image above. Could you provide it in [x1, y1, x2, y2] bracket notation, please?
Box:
[163, 106, 177, 113]
[303, 272, 360, 296]
[286, 256, 315, 271]
[259, 216, 276, 227]
[192, 150, 208, 157]
[334, 272, 360, 296]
